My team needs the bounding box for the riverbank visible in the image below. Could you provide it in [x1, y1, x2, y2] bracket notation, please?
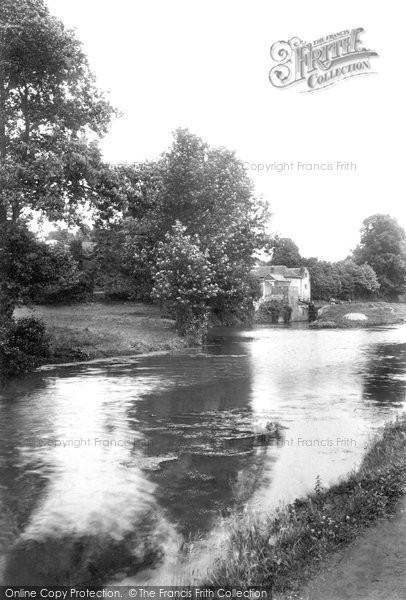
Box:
[206, 416, 406, 598]
[14, 303, 186, 363]
[311, 301, 406, 329]
[300, 496, 406, 599]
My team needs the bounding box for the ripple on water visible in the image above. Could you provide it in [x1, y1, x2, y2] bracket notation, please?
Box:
[1, 324, 406, 584]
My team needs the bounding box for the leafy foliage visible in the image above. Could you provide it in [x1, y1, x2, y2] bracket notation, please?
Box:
[303, 258, 380, 301]
[353, 214, 406, 297]
[0, 223, 91, 315]
[269, 236, 302, 267]
[255, 299, 292, 323]
[0, 0, 117, 343]
[93, 222, 151, 301]
[0, 316, 50, 378]
[152, 222, 219, 343]
[31, 245, 93, 304]
[96, 130, 270, 332]
[0, 0, 116, 224]
[338, 261, 380, 299]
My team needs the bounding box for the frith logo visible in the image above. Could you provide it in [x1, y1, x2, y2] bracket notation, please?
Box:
[269, 28, 378, 91]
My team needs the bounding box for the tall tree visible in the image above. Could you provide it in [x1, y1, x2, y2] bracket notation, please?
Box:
[154, 130, 270, 327]
[0, 0, 115, 317]
[0, 0, 114, 224]
[95, 129, 270, 315]
[269, 236, 302, 267]
[353, 214, 406, 297]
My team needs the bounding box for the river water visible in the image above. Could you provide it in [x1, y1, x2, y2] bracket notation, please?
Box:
[1, 323, 406, 585]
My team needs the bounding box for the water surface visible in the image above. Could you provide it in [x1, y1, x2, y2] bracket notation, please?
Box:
[1, 324, 405, 584]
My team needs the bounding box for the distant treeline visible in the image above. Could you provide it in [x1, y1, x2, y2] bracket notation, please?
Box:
[268, 215, 406, 301]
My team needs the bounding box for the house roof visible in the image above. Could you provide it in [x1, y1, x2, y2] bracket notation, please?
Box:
[285, 268, 303, 278]
[250, 266, 285, 278]
[267, 273, 289, 282]
[251, 265, 307, 280]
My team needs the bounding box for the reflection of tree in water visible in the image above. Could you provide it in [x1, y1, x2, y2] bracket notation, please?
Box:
[0, 368, 173, 586]
[0, 373, 53, 535]
[0, 348, 281, 584]
[129, 349, 279, 538]
[0, 373, 57, 584]
[362, 342, 406, 405]
[3, 521, 164, 586]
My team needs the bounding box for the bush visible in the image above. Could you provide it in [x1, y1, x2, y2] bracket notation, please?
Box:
[33, 273, 93, 304]
[102, 273, 151, 302]
[152, 222, 220, 344]
[0, 223, 94, 311]
[0, 317, 50, 378]
[210, 275, 261, 326]
[256, 299, 292, 323]
[30, 245, 94, 304]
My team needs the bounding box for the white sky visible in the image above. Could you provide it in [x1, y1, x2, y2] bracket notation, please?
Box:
[46, 0, 405, 260]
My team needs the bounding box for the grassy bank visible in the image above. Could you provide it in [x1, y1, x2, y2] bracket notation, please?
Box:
[14, 302, 186, 363]
[311, 301, 406, 329]
[206, 416, 406, 598]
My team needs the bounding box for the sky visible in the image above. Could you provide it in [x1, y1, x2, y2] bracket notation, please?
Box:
[46, 0, 405, 261]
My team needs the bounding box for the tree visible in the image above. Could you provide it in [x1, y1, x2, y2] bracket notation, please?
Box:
[155, 131, 269, 323]
[0, 0, 115, 223]
[152, 222, 220, 342]
[0, 0, 115, 318]
[93, 221, 150, 301]
[93, 161, 166, 300]
[269, 236, 302, 267]
[301, 258, 336, 300]
[0, 222, 89, 313]
[159, 130, 268, 253]
[353, 214, 406, 298]
[0, 223, 48, 317]
[96, 129, 270, 323]
[302, 257, 380, 301]
[336, 260, 380, 299]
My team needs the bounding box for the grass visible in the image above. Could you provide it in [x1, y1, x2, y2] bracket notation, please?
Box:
[310, 301, 406, 329]
[14, 302, 186, 362]
[205, 416, 406, 598]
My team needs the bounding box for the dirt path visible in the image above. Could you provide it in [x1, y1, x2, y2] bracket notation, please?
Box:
[300, 498, 406, 600]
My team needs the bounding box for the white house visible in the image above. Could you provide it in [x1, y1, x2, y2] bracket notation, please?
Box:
[250, 265, 311, 321]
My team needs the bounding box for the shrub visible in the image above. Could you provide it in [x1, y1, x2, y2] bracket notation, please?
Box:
[256, 299, 292, 323]
[210, 274, 261, 326]
[0, 223, 94, 312]
[33, 273, 93, 304]
[102, 273, 151, 302]
[30, 245, 94, 304]
[152, 222, 219, 344]
[0, 317, 50, 378]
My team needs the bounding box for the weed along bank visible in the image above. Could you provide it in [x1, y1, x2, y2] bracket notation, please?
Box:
[251, 265, 311, 322]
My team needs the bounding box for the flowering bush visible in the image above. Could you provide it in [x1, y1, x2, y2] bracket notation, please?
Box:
[152, 222, 219, 343]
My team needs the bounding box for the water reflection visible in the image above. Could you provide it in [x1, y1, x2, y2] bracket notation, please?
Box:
[0, 324, 405, 585]
[134, 355, 270, 535]
[0, 372, 178, 584]
[362, 342, 406, 405]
